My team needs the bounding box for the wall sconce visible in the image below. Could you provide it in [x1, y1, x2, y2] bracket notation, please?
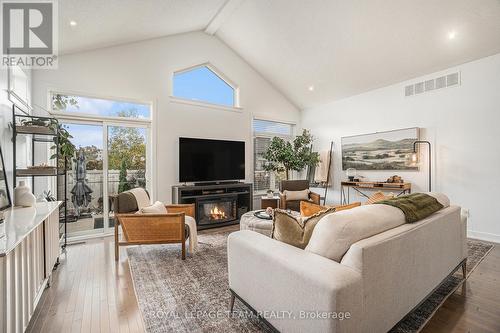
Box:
[412, 141, 432, 192]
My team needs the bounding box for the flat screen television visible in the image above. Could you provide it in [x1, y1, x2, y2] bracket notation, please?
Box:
[179, 137, 245, 183]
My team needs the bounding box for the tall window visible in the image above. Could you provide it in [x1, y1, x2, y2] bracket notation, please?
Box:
[173, 65, 237, 107]
[253, 119, 294, 193]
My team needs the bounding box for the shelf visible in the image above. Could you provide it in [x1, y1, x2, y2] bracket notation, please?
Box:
[181, 191, 250, 200]
[15, 126, 56, 136]
[16, 169, 64, 177]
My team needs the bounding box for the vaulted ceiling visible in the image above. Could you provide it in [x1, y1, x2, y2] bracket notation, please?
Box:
[59, 0, 500, 109]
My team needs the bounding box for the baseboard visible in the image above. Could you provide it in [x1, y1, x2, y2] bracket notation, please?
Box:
[467, 230, 500, 244]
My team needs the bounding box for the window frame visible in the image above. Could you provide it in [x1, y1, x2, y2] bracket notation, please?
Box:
[170, 62, 241, 111]
[252, 118, 295, 195]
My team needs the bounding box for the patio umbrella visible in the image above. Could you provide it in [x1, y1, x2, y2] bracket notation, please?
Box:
[71, 150, 93, 217]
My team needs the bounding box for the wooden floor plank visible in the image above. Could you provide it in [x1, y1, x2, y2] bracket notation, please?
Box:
[26, 228, 500, 333]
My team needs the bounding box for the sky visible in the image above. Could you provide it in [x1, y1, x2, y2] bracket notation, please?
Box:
[61, 96, 150, 118]
[173, 66, 234, 106]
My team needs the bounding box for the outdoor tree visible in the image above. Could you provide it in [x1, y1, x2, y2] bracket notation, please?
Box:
[107, 109, 147, 171]
[263, 129, 320, 180]
[118, 160, 131, 193]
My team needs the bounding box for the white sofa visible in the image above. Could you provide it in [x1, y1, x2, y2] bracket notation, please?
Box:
[227, 197, 467, 333]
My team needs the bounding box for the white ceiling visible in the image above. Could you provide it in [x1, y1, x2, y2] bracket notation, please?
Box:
[58, 0, 500, 109]
[59, 0, 226, 54]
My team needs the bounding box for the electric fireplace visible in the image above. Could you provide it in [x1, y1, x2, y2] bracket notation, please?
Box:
[196, 196, 238, 226]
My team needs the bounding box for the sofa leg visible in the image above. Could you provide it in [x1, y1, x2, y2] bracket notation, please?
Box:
[181, 239, 186, 260]
[462, 260, 467, 279]
[229, 292, 235, 312]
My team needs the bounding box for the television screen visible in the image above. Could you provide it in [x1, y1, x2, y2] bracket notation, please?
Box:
[179, 137, 245, 183]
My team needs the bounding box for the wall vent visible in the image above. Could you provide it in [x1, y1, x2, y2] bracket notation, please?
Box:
[404, 71, 460, 97]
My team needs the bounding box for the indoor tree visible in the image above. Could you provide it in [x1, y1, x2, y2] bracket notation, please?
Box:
[263, 129, 320, 180]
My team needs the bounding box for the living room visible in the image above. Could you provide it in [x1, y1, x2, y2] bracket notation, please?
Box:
[0, 0, 499, 332]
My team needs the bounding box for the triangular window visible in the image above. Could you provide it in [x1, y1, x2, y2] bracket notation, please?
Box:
[173, 65, 236, 107]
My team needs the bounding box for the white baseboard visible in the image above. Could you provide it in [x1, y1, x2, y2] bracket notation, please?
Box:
[467, 230, 500, 244]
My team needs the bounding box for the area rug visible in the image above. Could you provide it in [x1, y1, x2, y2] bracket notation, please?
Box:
[126, 234, 493, 333]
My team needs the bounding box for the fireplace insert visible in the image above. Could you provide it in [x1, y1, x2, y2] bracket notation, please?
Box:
[196, 196, 238, 226]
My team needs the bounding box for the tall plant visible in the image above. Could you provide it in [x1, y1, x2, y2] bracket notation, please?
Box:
[263, 129, 320, 180]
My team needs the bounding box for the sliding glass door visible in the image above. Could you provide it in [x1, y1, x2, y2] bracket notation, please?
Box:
[52, 93, 152, 239]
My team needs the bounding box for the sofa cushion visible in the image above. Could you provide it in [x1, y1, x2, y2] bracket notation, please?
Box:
[138, 201, 167, 214]
[283, 189, 310, 201]
[271, 207, 336, 249]
[305, 204, 406, 262]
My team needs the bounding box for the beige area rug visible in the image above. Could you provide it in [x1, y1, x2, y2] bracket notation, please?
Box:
[126, 234, 493, 333]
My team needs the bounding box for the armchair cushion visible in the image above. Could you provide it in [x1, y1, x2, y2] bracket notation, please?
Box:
[283, 189, 310, 201]
[139, 201, 167, 214]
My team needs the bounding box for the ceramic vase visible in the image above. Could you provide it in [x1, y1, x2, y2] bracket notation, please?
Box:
[15, 181, 36, 207]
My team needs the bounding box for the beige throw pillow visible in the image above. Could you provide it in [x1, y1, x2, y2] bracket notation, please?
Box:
[283, 189, 310, 201]
[271, 207, 336, 249]
[139, 201, 167, 214]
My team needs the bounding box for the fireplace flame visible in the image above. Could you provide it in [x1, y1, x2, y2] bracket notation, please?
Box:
[210, 206, 226, 220]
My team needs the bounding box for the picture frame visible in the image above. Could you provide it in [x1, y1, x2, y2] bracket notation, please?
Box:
[0, 145, 12, 213]
[341, 127, 420, 171]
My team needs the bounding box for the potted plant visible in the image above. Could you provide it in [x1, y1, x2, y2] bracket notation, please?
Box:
[263, 129, 320, 180]
[49, 120, 76, 169]
[266, 189, 274, 198]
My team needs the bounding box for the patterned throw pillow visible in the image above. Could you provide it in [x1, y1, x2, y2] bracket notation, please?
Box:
[300, 201, 362, 217]
[271, 207, 336, 249]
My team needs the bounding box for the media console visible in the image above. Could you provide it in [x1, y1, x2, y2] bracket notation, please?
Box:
[172, 183, 253, 230]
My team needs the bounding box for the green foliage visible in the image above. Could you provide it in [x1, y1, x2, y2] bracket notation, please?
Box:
[50, 121, 76, 169]
[262, 129, 320, 179]
[118, 160, 131, 193]
[108, 109, 146, 171]
[52, 94, 78, 111]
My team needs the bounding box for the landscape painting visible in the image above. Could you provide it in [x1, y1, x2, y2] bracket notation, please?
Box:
[342, 128, 419, 170]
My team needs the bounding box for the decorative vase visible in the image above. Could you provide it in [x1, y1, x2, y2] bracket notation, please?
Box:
[15, 181, 36, 207]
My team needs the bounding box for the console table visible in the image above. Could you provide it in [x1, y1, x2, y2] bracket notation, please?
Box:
[0, 202, 61, 333]
[340, 181, 411, 204]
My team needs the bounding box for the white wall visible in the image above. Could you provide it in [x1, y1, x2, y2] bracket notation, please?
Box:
[302, 53, 500, 242]
[32, 31, 299, 202]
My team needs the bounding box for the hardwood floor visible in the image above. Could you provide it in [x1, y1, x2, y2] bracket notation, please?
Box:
[27, 230, 499, 333]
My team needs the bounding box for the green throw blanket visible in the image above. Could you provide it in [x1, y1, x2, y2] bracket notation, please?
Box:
[375, 193, 444, 223]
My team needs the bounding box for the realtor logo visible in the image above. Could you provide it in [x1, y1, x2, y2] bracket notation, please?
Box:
[1, 0, 58, 68]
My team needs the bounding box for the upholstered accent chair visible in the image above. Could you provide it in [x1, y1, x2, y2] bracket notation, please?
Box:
[113, 188, 195, 260]
[279, 180, 320, 212]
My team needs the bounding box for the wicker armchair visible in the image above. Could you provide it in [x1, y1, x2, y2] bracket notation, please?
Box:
[279, 180, 321, 211]
[113, 189, 195, 260]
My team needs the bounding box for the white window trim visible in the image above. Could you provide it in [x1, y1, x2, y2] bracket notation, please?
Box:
[169, 96, 243, 113]
[171, 62, 241, 109]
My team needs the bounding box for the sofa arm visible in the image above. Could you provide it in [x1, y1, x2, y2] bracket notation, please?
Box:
[228, 231, 362, 333]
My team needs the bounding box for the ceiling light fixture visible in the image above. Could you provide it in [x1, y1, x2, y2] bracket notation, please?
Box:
[448, 31, 457, 40]
[70, 20, 77, 27]
[308, 85, 314, 92]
